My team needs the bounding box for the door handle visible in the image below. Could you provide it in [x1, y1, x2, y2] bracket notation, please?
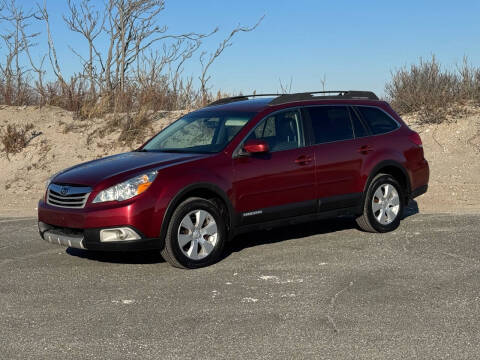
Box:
[294, 155, 313, 165]
[358, 145, 374, 154]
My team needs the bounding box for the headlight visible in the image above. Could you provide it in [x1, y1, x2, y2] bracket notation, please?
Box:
[93, 170, 158, 203]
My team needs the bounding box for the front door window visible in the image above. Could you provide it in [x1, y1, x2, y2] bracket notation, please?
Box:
[246, 110, 304, 152]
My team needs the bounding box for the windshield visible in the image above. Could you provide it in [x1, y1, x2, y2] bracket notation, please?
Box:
[142, 111, 255, 153]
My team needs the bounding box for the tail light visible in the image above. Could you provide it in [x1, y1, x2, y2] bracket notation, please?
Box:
[408, 132, 423, 147]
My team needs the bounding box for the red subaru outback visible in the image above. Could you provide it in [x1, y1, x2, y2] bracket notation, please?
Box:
[38, 91, 429, 268]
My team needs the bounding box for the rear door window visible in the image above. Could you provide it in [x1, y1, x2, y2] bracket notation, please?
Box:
[304, 106, 354, 144]
[356, 107, 399, 135]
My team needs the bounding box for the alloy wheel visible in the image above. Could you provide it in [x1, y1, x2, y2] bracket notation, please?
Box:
[371, 183, 400, 225]
[177, 209, 218, 260]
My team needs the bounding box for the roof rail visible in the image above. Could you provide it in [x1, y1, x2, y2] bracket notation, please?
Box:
[207, 90, 379, 107]
[268, 91, 379, 106]
[207, 94, 281, 107]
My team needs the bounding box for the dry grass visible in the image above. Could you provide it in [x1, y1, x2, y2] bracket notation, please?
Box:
[7, 77, 219, 121]
[89, 106, 158, 147]
[1, 123, 34, 155]
[118, 108, 155, 146]
[386, 56, 480, 124]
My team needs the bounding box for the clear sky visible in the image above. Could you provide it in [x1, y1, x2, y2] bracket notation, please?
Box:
[15, 0, 480, 96]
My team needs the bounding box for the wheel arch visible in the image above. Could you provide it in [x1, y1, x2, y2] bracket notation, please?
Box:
[159, 182, 236, 247]
[363, 160, 412, 204]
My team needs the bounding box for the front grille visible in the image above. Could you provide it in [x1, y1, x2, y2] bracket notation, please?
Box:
[47, 183, 92, 209]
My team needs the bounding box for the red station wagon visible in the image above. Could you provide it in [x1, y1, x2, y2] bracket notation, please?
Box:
[38, 91, 429, 268]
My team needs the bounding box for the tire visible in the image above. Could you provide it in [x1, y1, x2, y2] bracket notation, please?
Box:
[161, 197, 227, 269]
[356, 173, 404, 233]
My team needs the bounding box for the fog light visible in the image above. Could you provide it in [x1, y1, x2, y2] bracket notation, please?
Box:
[100, 228, 141, 242]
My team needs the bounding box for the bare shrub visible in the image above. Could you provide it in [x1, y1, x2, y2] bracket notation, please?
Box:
[456, 57, 480, 102]
[91, 106, 153, 147]
[386, 55, 480, 124]
[1, 123, 34, 155]
[0, 0, 40, 106]
[82, 94, 113, 119]
[118, 108, 154, 146]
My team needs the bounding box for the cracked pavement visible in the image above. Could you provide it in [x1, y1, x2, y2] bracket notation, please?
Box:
[1, 213, 480, 359]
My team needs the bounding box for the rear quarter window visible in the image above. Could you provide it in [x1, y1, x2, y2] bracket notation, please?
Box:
[357, 107, 399, 135]
[349, 108, 369, 138]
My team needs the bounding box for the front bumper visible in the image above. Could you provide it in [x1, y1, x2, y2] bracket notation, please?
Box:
[38, 222, 161, 251]
[38, 196, 167, 241]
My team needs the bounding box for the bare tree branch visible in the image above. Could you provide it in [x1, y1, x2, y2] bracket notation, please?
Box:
[63, 0, 105, 94]
[199, 15, 264, 102]
[37, 0, 66, 87]
[0, 0, 41, 104]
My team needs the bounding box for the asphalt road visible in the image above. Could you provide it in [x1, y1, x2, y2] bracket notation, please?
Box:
[1, 212, 480, 359]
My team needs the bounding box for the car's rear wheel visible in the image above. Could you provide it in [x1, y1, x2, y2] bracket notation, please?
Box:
[356, 173, 404, 233]
[161, 197, 227, 269]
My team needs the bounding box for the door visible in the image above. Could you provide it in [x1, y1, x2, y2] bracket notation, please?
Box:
[233, 109, 316, 225]
[302, 106, 366, 211]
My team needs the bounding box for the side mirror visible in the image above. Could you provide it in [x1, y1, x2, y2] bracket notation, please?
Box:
[242, 139, 269, 154]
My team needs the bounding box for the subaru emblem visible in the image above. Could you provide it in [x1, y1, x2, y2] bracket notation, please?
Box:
[60, 186, 69, 196]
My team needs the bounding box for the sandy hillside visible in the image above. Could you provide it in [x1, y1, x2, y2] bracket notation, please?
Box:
[0, 105, 479, 217]
[403, 109, 480, 214]
[0, 105, 187, 217]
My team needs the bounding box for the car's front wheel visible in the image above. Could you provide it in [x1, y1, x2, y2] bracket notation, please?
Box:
[161, 197, 227, 269]
[356, 173, 404, 233]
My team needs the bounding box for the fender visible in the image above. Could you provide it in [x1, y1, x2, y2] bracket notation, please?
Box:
[158, 182, 237, 247]
[361, 159, 412, 205]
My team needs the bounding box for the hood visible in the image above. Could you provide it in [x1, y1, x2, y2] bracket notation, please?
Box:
[53, 151, 208, 187]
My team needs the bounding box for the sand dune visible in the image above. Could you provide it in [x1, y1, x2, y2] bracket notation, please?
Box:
[1, 105, 479, 217]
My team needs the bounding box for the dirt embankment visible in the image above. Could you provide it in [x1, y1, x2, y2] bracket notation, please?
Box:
[403, 109, 480, 214]
[1, 105, 479, 217]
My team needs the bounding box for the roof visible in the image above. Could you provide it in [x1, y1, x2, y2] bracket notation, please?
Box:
[200, 97, 276, 112]
[202, 91, 381, 112]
